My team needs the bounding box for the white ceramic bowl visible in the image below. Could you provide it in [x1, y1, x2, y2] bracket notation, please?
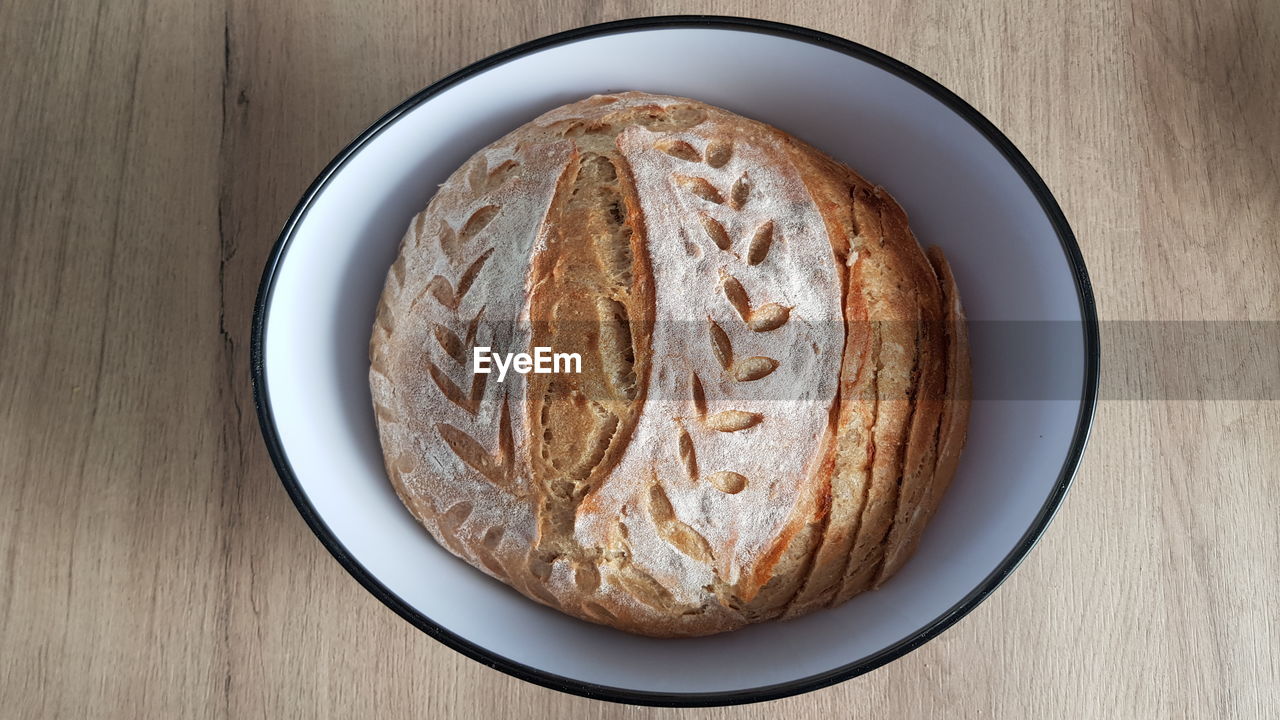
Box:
[252, 16, 1099, 706]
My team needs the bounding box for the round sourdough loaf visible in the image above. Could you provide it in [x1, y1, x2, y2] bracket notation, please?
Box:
[369, 92, 971, 637]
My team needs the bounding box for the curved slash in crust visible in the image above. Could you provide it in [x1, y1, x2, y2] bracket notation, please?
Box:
[923, 247, 971, 521]
[522, 144, 657, 607]
[863, 193, 951, 588]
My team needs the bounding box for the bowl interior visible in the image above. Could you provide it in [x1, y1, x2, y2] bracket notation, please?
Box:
[259, 25, 1089, 697]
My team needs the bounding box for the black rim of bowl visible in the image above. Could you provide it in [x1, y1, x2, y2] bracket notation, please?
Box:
[250, 14, 1100, 708]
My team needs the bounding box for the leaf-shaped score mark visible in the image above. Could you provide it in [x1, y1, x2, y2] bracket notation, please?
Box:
[432, 308, 484, 365]
[436, 397, 515, 490]
[437, 221, 461, 264]
[678, 425, 699, 479]
[372, 400, 396, 426]
[390, 253, 407, 287]
[647, 482, 714, 564]
[654, 138, 701, 162]
[426, 248, 493, 310]
[427, 360, 487, 414]
[746, 220, 774, 265]
[582, 600, 615, 621]
[411, 212, 428, 249]
[690, 372, 707, 416]
[704, 139, 732, 168]
[705, 410, 762, 432]
[374, 294, 395, 336]
[573, 561, 601, 593]
[698, 213, 731, 251]
[614, 562, 676, 610]
[707, 316, 777, 381]
[485, 159, 520, 189]
[708, 318, 733, 369]
[437, 206, 499, 268]
[472, 526, 508, 578]
[522, 574, 562, 608]
[607, 521, 677, 610]
[467, 156, 520, 194]
[459, 205, 499, 242]
[707, 471, 748, 494]
[720, 274, 749, 314]
[745, 304, 789, 332]
[674, 174, 724, 204]
[721, 274, 791, 331]
[466, 157, 489, 193]
[734, 356, 779, 381]
[730, 173, 750, 209]
[432, 324, 464, 364]
[436, 501, 473, 554]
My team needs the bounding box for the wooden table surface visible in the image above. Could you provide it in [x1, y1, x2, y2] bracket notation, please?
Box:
[3, 0, 1278, 717]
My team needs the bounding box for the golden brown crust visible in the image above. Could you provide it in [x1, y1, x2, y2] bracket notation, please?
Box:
[369, 92, 970, 636]
[817, 188, 908, 603]
[870, 197, 947, 587]
[878, 247, 972, 576]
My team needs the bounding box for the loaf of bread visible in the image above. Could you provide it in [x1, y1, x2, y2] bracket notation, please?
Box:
[369, 92, 971, 637]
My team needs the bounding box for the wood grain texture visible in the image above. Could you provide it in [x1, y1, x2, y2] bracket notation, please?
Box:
[1, 0, 1277, 717]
